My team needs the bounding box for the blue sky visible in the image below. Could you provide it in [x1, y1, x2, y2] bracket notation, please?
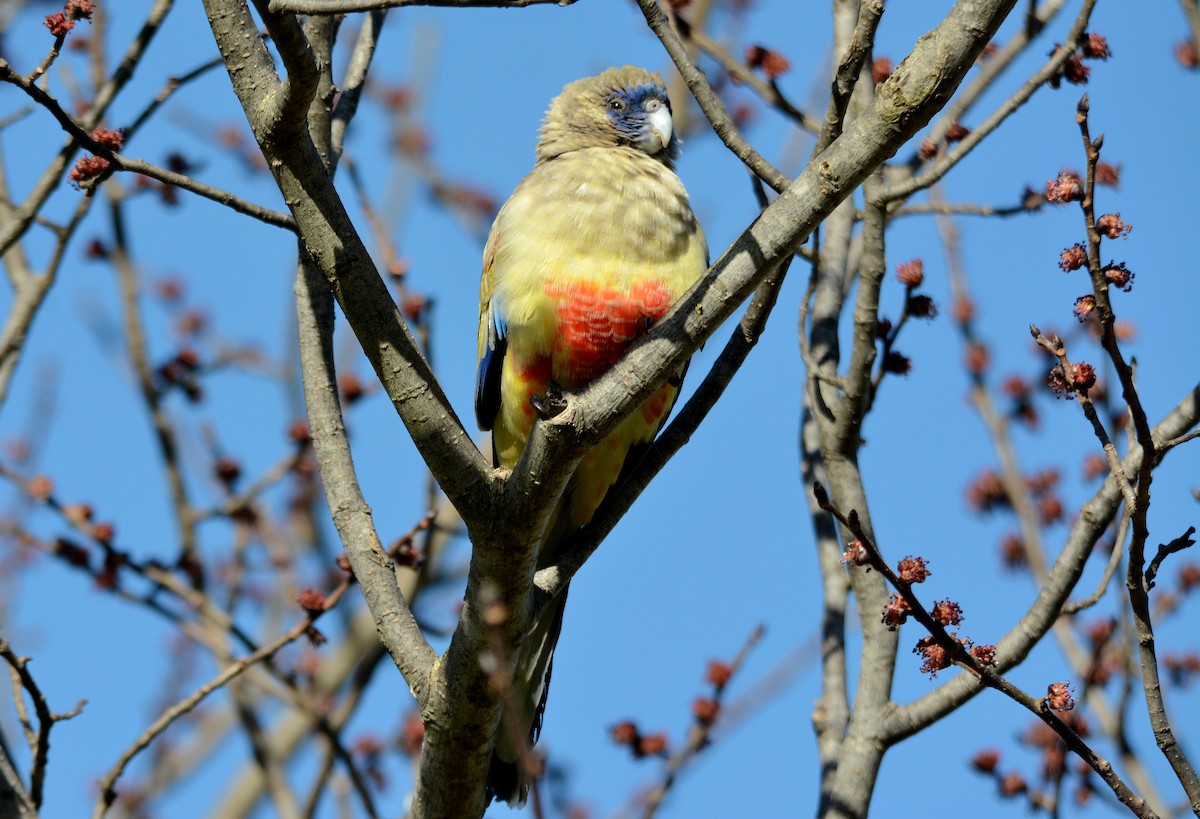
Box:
[0, 2, 1197, 817]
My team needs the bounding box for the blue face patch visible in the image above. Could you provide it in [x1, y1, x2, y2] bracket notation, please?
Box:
[605, 82, 676, 158]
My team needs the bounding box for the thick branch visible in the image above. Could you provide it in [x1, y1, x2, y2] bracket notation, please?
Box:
[294, 258, 436, 700]
[202, 0, 493, 524]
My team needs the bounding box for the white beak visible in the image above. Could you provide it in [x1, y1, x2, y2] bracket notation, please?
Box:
[641, 105, 674, 155]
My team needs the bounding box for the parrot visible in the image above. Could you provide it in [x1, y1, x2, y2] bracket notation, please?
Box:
[475, 65, 708, 805]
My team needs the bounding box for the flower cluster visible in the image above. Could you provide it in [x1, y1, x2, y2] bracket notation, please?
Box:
[1096, 212, 1132, 239]
[1058, 243, 1087, 271]
[69, 127, 125, 188]
[1045, 681, 1076, 711]
[1048, 360, 1096, 399]
[882, 593, 910, 629]
[1102, 261, 1134, 291]
[156, 347, 204, 403]
[744, 45, 791, 80]
[610, 721, 669, 758]
[1048, 33, 1110, 88]
[871, 56, 892, 84]
[897, 555, 931, 584]
[44, 0, 94, 36]
[1044, 170, 1083, 203]
[895, 258, 924, 288]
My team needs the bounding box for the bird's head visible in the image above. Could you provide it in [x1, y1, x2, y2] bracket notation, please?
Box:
[536, 66, 679, 166]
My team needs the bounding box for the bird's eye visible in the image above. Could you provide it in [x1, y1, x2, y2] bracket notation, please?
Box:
[608, 98, 627, 112]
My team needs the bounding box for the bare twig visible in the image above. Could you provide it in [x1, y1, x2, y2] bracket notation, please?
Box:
[268, 0, 575, 11]
[1062, 509, 1130, 615]
[885, 0, 1097, 202]
[1072, 99, 1199, 809]
[639, 625, 764, 819]
[1030, 323, 1137, 512]
[635, 0, 790, 191]
[293, 257, 436, 697]
[937, 196, 1051, 578]
[813, 0, 883, 155]
[0, 638, 87, 809]
[92, 581, 350, 818]
[682, 26, 820, 133]
[0, 61, 296, 230]
[1144, 526, 1196, 592]
[889, 200, 1037, 218]
[108, 192, 200, 569]
[124, 57, 225, 139]
[812, 484, 1158, 818]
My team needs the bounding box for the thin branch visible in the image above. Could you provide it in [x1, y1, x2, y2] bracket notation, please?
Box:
[635, 0, 790, 192]
[0, 0, 176, 258]
[1073, 98, 1199, 808]
[682, 26, 820, 133]
[1144, 526, 1196, 592]
[91, 584, 350, 818]
[108, 192, 200, 568]
[1029, 323, 1137, 512]
[939, 198, 1049, 578]
[293, 257, 436, 699]
[0, 195, 90, 408]
[26, 32, 69, 84]
[812, 485, 1158, 818]
[0, 60, 296, 230]
[189, 446, 309, 524]
[330, 11, 387, 168]
[123, 57, 225, 140]
[0, 729, 36, 818]
[268, 0, 577, 11]
[884, 0, 1097, 202]
[0, 638, 86, 809]
[889, 200, 1038, 218]
[639, 625, 764, 819]
[1062, 509, 1130, 615]
[813, 0, 884, 155]
[1158, 428, 1200, 451]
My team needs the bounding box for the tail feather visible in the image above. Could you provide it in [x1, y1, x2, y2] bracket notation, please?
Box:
[487, 588, 570, 807]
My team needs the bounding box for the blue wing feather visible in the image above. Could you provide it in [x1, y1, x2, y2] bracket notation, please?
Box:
[475, 307, 506, 435]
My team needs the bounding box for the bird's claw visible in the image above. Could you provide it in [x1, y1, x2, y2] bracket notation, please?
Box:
[530, 384, 568, 420]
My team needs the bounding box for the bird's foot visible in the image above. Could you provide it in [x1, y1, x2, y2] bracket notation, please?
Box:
[530, 383, 568, 420]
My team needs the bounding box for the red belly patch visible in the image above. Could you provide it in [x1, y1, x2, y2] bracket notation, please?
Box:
[514, 355, 551, 420]
[547, 278, 673, 385]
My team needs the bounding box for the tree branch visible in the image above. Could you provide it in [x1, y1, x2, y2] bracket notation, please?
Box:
[91, 585, 349, 818]
[268, 0, 577, 11]
[887, 382, 1200, 735]
[294, 258, 436, 700]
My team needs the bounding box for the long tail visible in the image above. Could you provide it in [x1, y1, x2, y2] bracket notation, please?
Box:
[487, 586, 570, 806]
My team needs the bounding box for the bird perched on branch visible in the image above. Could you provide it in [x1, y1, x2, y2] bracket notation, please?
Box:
[475, 65, 708, 805]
